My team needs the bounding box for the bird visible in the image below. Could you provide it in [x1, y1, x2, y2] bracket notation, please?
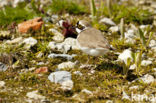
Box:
[76, 20, 112, 57]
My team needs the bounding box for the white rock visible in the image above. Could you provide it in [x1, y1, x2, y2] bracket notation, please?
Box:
[48, 71, 71, 84]
[73, 71, 82, 76]
[58, 61, 75, 70]
[118, 49, 133, 65]
[48, 53, 76, 60]
[129, 64, 136, 70]
[29, 67, 36, 71]
[0, 81, 5, 87]
[123, 29, 137, 44]
[125, 38, 136, 44]
[26, 90, 45, 100]
[139, 25, 152, 31]
[139, 74, 155, 84]
[106, 100, 113, 103]
[53, 34, 64, 43]
[149, 40, 156, 47]
[51, 15, 58, 20]
[0, 0, 10, 8]
[129, 86, 139, 90]
[109, 26, 119, 33]
[23, 37, 37, 49]
[49, 29, 64, 42]
[63, 38, 80, 50]
[6, 37, 23, 44]
[122, 91, 130, 100]
[80, 64, 94, 69]
[61, 80, 73, 90]
[48, 42, 56, 50]
[48, 38, 80, 53]
[56, 20, 64, 27]
[0, 62, 8, 71]
[124, 29, 135, 38]
[99, 18, 116, 26]
[81, 89, 93, 95]
[141, 60, 152, 66]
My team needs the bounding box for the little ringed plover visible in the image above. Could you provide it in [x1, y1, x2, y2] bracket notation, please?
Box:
[76, 20, 112, 56]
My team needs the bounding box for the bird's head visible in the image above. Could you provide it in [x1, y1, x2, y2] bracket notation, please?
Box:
[76, 20, 91, 33]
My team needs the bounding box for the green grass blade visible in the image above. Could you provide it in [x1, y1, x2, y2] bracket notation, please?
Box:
[90, 0, 97, 17]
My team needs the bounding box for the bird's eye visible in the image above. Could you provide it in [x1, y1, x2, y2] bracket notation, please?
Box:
[77, 24, 85, 30]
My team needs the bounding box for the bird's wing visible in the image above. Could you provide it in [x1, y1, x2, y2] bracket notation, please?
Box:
[77, 28, 110, 49]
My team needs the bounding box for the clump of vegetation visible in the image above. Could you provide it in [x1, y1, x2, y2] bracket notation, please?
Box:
[99, 4, 153, 24]
[0, 5, 37, 27]
[136, 27, 153, 50]
[47, 0, 88, 14]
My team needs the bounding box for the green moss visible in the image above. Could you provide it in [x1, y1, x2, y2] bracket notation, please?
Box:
[100, 4, 153, 24]
[0, 5, 38, 27]
[47, 0, 88, 15]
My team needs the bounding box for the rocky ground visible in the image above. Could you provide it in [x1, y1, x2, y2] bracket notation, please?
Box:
[0, 0, 156, 103]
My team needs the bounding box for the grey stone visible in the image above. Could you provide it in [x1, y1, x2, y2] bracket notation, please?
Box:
[48, 38, 80, 53]
[99, 18, 116, 26]
[122, 91, 130, 100]
[0, 62, 8, 71]
[58, 61, 75, 70]
[109, 26, 119, 33]
[141, 60, 152, 66]
[81, 89, 93, 95]
[61, 80, 73, 90]
[133, 74, 155, 84]
[22, 37, 37, 49]
[73, 71, 82, 76]
[26, 90, 45, 100]
[0, 81, 5, 87]
[49, 29, 64, 42]
[48, 53, 76, 60]
[48, 71, 71, 84]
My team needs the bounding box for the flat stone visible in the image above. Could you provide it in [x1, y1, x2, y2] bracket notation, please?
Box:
[63, 38, 80, 50]
[48, 53, 76, 60]
[132, 74, 155, 84]
[149, 40, 156, 47]
[124, 29, 136, 44]
[48, 71, 71, 84]
[73, 71, 82, 76]
[0, 62, 8, 72]
[99, 18, 116, 26]
[48, 42, 71, 53]
[49, 29, 64, 42]
[141, 60, 152, 66]
[6, 37, 23, 44]
[61, 80, 73, 90]
[81, 89, 93, 95]
[18, 17, 43, 33]
[129, 86, 139, 90]
[118, 49, 133, 65]
[0, 81, 5, 87]
[48, 38, 80, 53]
[26, 90, 45, 100]
[122, 91, 130, 100]
[22, 37, 37, 49]
[58, 61, 75, 70]
[129, 64, 136, 70]
[109, 26, 119, 33]
[139, 74, 155, 84]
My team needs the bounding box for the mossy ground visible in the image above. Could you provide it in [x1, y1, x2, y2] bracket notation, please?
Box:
[0, 0, 156, 102]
